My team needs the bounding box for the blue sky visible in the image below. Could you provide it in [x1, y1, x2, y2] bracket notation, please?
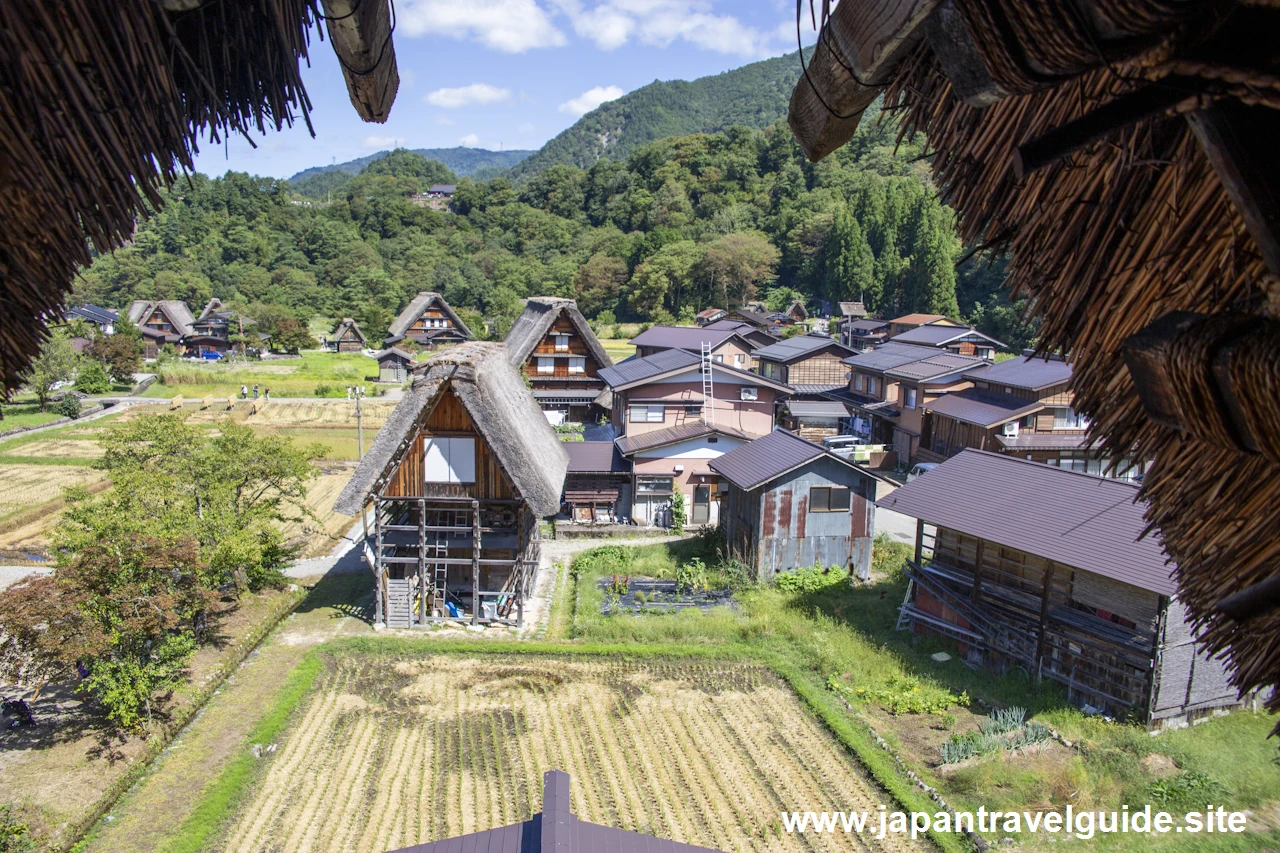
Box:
[190, 0, 818, 179]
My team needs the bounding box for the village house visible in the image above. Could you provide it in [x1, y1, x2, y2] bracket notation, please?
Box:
[65, 304, 118, 336]
[826, 342, 932, 447]
[879, 450, 1239, 724]
[785, 299, 809, 323]
[504, 297, 613, 424]
[752, 332, 855, 395]
[630, 324, 761, 371]
[599, 349, 792, 527]
[780, 399, 851, 441]
[723, 306, 793, 334]
[695, 307, 727, 326]
[841, 318, 891, 351]
[409, 184, 457, 211]
[375, 346, 415, 383]
[889, 322, 1004, 360]
[330, 317, 368, 353]
[701, 318, 779, 350]
[389, 771, 723, 853]
[882, 351, 989, 463]
[886, 313, 961, 337]
[184, 298, 260, 357]
[126, 299, 195, 357]
[713, 429, 880, 581]
[333, 342, 567, 629]
[561, 441, 632, 524]
[384, 291, 473, 350]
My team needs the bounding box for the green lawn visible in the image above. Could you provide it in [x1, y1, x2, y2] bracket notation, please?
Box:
[0, 401, 67, 430]
[557, 538, 1280, 852]
[141, 351, 383, 399]
[598, 337, 636, 363]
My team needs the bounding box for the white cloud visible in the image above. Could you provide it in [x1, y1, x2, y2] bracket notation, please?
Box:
[399, 0, 566, 53]
[459, 133, 481, 147]
[434, 115, 456, 126]
[559, 85, 625, 117]
[518, 122, 536, 133]
[362, 135, 405, 149]
[554, 1, 778, 57]
[425, 83, 512, 108]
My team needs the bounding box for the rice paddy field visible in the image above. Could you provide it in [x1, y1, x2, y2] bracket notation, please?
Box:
[141, 352, 385, 399]
[280, 469, 358, 557]
[219, 652, 917, 853]
[0, 464, 109, 558]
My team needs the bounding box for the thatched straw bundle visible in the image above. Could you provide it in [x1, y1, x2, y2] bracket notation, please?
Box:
[0, 0, 318, 388]
[868, 2, 1280, 724]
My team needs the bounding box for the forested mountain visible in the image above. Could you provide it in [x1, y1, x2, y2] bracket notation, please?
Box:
[504, 50, 806, 182]
[289, 146, 534, 199]
[76, 108, 1031, 349]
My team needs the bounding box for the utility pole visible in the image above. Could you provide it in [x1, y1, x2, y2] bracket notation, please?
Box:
[355, 385, 365, 460]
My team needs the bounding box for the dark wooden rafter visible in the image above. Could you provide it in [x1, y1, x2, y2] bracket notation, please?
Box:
[319, 0, 399, 123]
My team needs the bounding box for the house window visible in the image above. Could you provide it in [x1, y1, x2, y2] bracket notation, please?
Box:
[904, 388, 917, 409]
[636, 476, 674, 494]
[683, 404, 702, 416]
[853, 374, 864, 392]
[735, 354, 746, 366]
[630, 405, 664, 423]
[714, 354, 724, 363]
[1054, 408, 1088, 429]
[568, 357, 585, 374]
[423, 437, 476, 484]
[810, 486, 851, 512]
[537, 357, 554, 374]
[555, 334, 569, 352]
[867, 377, 879, 396]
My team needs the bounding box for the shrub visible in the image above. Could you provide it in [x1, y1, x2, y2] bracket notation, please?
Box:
[675, 557, 708, 593]
[830, 673, 967, 716]
[669, 490, 686, 535]
[75, 360, 112, 394]
[871, 532, 912, 582]
[314, 383, 335, 397]
[0, 803, 34, 853]
[53, 395, 82, 420]
[1148, 771, 1231, 808]
[775, 563, 849, 593]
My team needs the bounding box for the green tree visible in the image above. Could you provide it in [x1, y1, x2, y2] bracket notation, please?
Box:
[700, 231, 780, 309]
[269, 318, 318, 354]
[75, 361, 112, 394]
[22, 331, 78, 412]
[86, 334, 142, 385]
[628, 240, 702, 319]
[823, 206, 877, 309]
[574, 253, 628, 318]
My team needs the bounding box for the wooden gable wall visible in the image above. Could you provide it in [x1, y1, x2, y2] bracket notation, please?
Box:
[525, 313, 601, 378]
[382, 386, 517, 502]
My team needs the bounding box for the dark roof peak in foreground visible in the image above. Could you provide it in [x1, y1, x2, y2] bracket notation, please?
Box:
[389, 770, 722, 853]
[334, 341, 567, 517]
[876, 450, 1172, 596]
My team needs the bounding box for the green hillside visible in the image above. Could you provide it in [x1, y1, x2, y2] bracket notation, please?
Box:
[505, 50, 807, 182]
[288, 146, 533, 199]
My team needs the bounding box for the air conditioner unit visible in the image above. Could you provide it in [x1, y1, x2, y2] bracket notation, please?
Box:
[740, 387, 758, 401]
[1002, 421, 1020, 437]
[673, 464, 685, 473]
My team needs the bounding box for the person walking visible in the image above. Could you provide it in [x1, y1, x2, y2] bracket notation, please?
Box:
[240, 384, 248, 400]
[264, 387, 271, 402]
[253, 384, 259, 400]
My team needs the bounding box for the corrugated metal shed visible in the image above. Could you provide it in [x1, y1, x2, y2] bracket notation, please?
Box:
[994, 433, 1092, 451]
[925, 390, 1042, 427]
[876, 449, 1175, 595]
[786, 400, 851, 419]
[965, 355, 1073, 390]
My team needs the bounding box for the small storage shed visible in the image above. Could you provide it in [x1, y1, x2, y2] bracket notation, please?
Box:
[332, 317, 368, 353]
[376, 346, 414, 383]
[877, 450, 1240, 724]
[562, 441, 632, 523]
[711, 429, 879, 581]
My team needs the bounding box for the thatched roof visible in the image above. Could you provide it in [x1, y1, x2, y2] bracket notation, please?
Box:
[332, 317, 367, 346]
[387, 292, 473, 339]
[334, 341, 568, 518]
[788, 0, 1280, 725]
[504, 298, 613, 368]
[127, 300, 195, 337]
[1, 0, 399, 390]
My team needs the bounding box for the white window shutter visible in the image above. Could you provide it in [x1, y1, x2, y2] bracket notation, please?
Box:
[449, 437, 476, 484]
[423, 438, 451, 483]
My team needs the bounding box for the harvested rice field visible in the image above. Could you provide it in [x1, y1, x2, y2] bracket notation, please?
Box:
[279, 468, 357, 557]
[2, 437, 104, 460]
[0, 465, 110, 557]
[221, 654, 919, 853]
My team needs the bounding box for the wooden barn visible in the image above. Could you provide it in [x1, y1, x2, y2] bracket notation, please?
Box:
[331, 317, 367, 353]
[126, 300, 194, 357]
[788, 0, 1280, 727]
[561, 441, 632, 524]
[712, 429, 879, 582]
[375, 346, 414, 383]
[879, 450, 1239, 724]
[384, 292, 473, 350]
[334, 342, 567, 628]
[504, 297, 614, 423]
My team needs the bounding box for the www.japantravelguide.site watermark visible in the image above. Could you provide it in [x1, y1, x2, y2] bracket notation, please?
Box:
[781, 805, 1247, 841]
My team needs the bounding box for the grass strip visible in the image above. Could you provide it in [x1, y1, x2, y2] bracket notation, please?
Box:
[157, 653, 324, 853]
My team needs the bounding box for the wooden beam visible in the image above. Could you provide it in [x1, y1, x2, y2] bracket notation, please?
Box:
[913, 518, 924, 565]
[320, 0, 400, 123]
[471, 499, 481, 626]
[924, 0, 1008, 107]
[787, 0, 939, 161]
[1187, 102, 1280, 278]
[1033, 563, 1056, 678]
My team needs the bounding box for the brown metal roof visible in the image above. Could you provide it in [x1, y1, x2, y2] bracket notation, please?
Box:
[884, 352, 988, 383]
[563, 441, 630, 473]
[876, 450, 1174, 595]
[711, 428, 844, 490]
[965, 355, 1074, 391]
[889, 324, 1005, 348]
[925, 390, 1042, 428]
[615, 422, 754, 456]
[388, 771, 723, 853]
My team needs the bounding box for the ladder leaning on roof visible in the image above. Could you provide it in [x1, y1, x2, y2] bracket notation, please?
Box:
[700, 341, 714, 426]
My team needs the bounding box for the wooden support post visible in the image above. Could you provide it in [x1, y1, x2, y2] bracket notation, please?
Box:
[1033, 563, 1056, 680]
[320, 0, 400, 123]
[374, 497, 384, 628]
[471, 499, 481, 626]
[516, 506, 526, 628]
[913, 518, 924, 565]
[1187, 102, 1280, 277]
[418, 497, 426, 627]
[970, 539, 985, 603]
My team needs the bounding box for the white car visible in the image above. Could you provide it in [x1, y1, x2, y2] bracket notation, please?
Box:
[822, 435, 867, 454]
[907, 462, 939, 482]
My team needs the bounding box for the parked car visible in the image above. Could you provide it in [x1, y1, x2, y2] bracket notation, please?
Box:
[201, 350, 224, 360]
[822, 435, 867, 454]
[906, 462, 939, 482]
